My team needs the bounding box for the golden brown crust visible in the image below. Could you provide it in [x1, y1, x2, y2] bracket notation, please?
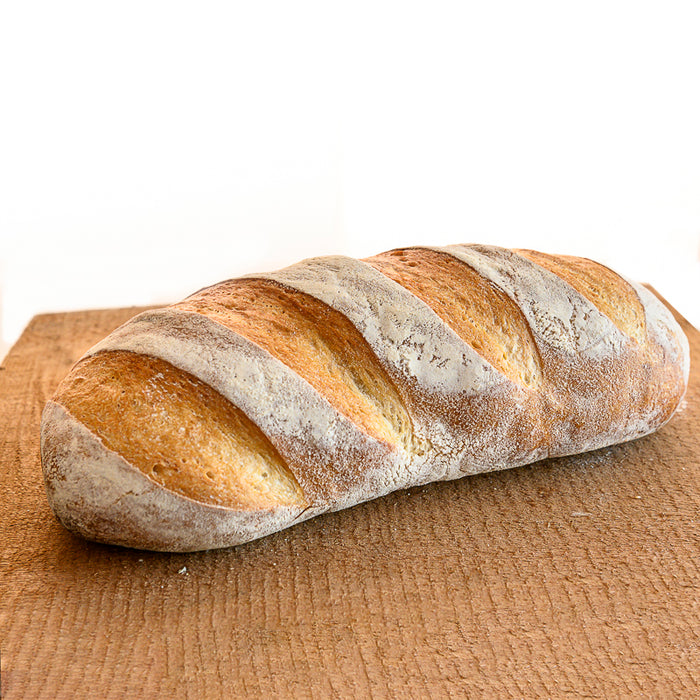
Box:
[515, 249, 647, 344]
[176, 278, 413, 451]
[41, 400, 310, 552]
[365, 247, 542, 387]
[53, 350, 306, 509]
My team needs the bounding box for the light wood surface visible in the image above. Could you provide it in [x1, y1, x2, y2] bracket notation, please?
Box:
[0, 298, 698, 699]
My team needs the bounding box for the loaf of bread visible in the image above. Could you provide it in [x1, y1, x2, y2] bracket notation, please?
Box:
[41, 244, 690, 552]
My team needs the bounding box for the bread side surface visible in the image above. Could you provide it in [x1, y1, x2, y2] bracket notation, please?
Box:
[432, 245, 688, 451]
[41, 243, 691, 551]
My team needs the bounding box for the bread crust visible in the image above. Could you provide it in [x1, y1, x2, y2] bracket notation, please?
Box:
[41, 401, 312, 551]
[41, 245, 690, 551]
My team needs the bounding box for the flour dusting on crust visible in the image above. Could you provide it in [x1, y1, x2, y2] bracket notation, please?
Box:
[250, 256, 506, 398]
[86, 308, 406, 505]
[436, 245, 629, 359]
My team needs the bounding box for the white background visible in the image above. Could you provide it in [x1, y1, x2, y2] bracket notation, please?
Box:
[2, 1, 699, 362]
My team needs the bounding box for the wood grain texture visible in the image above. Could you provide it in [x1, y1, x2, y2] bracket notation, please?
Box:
[0, 299, 698, 699]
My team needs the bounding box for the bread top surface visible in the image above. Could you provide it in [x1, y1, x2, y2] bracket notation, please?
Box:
[364, 247, 542, 388]
[46, 244, 690, 528]
[175, 278, 414, 452]
[514, 249, 647, 344]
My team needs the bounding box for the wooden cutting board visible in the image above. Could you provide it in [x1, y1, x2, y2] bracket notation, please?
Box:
[1, 295, 698, 699]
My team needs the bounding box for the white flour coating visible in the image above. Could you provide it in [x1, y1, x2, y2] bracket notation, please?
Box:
[625, 278, 691, 386]
[435, 245, 629, 359]
[248, 256, 506, 398]
[86, 308, 408, 503]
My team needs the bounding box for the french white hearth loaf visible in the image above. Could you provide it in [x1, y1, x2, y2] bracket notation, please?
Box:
[40, 244, 690, 551]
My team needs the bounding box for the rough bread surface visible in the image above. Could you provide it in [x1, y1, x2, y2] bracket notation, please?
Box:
[41, 244, 691, 551]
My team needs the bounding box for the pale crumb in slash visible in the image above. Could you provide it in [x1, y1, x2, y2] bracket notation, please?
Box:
[178, 566, 187, 574]
[138, 558, 143, 562]
[571, 512, 593, 517]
